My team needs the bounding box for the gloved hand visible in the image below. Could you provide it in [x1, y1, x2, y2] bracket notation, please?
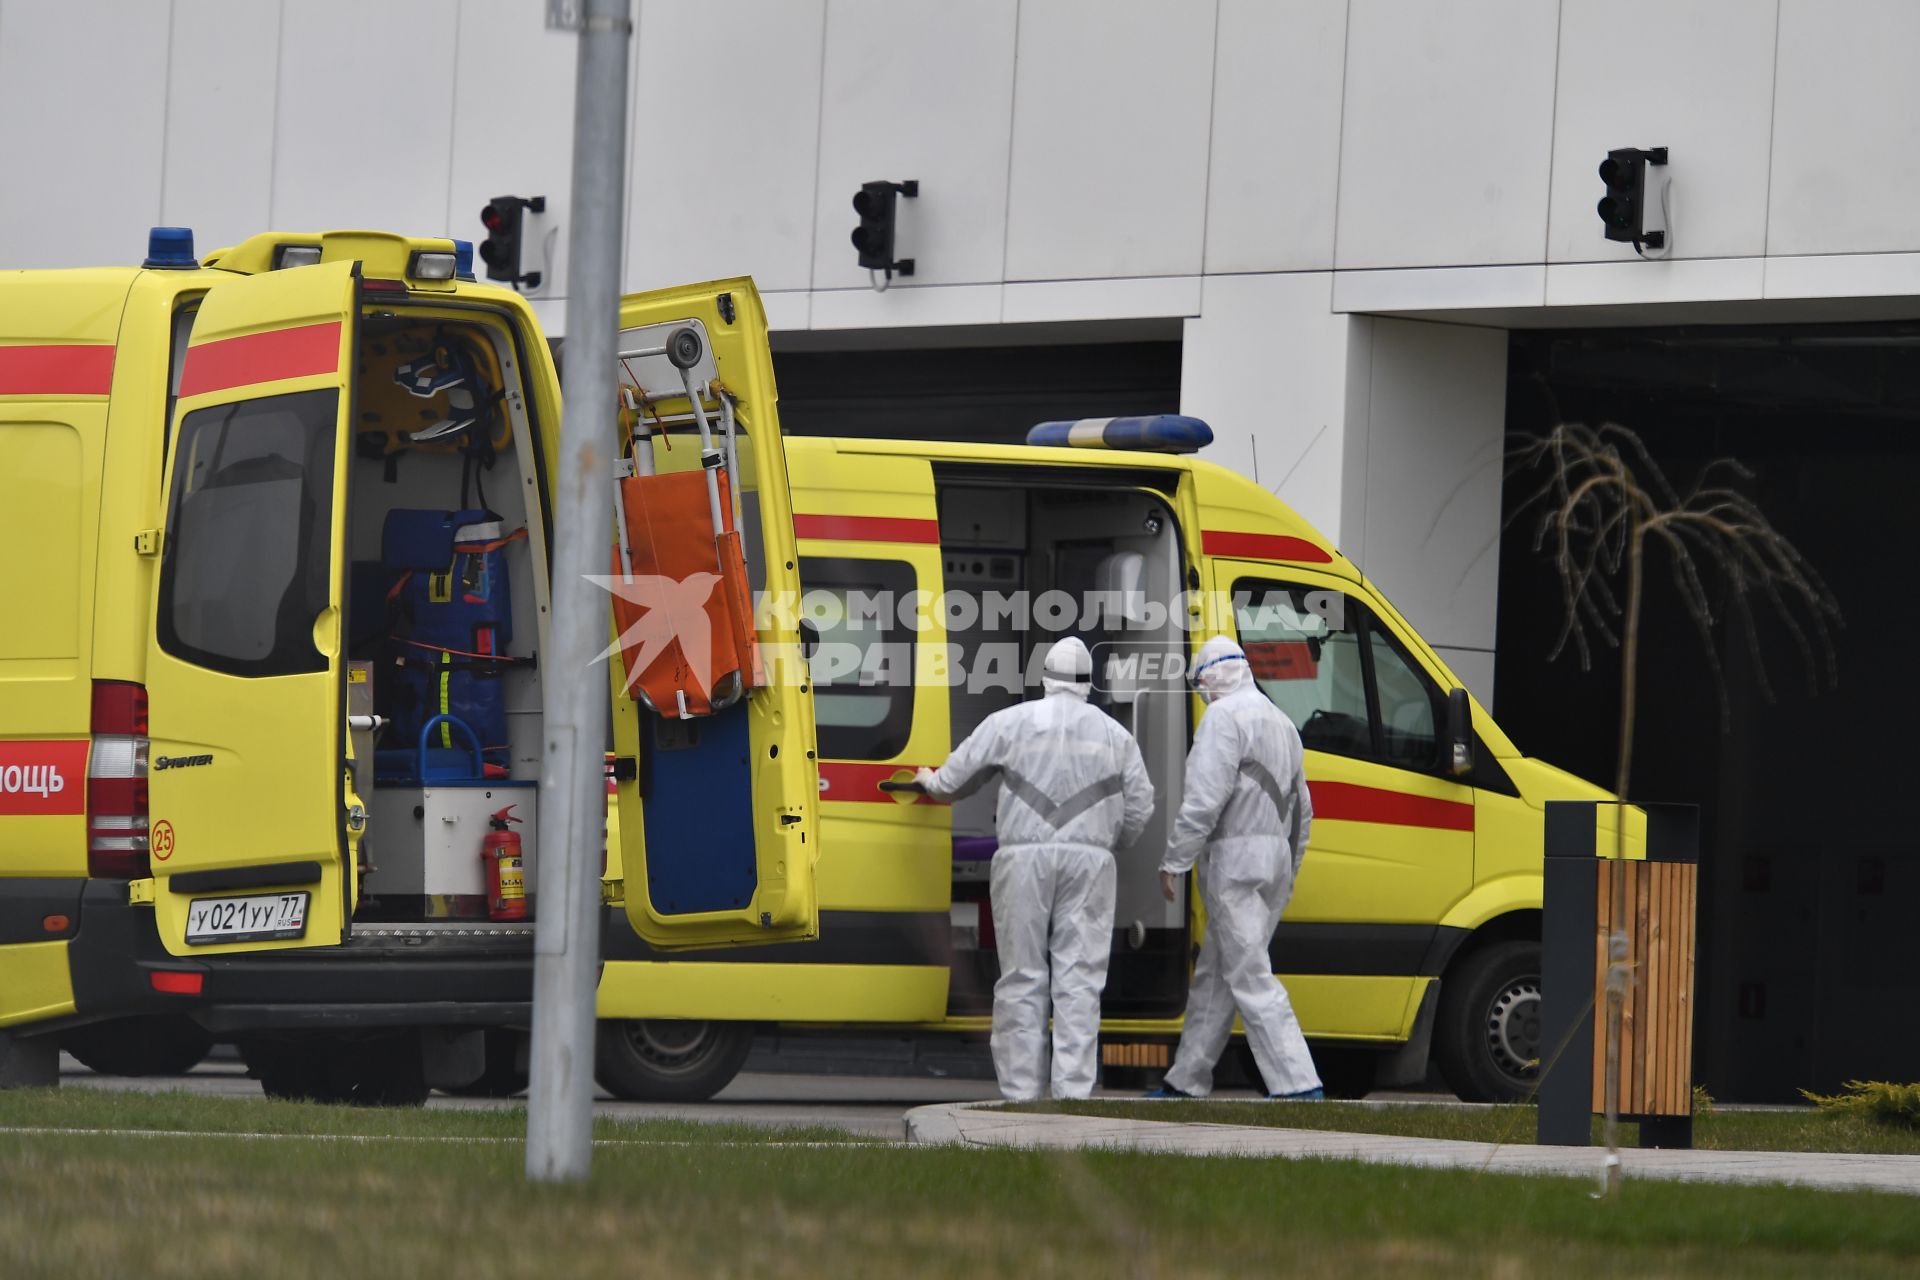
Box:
[1159, 870, 1179, 903]
[913, 766, 938, 792]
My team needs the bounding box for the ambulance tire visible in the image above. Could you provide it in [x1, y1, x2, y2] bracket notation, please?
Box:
[1434, 940, 1543, 1104]
[61, 1016, 213, 1077]
[245, 1035, 432, 1108]
[594, 1019, 754, 1102]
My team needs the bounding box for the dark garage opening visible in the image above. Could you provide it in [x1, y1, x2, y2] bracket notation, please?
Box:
[1496, 321, 1920, 1102]
[771, 339, 1182, 445]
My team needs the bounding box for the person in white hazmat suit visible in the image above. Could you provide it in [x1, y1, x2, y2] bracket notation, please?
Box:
[915, 637, 1155, 1101]
[1151, 634, 1323, 1100]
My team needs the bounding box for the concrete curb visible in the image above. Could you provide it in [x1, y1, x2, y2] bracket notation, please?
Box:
[901, 1102, 1920, 1196]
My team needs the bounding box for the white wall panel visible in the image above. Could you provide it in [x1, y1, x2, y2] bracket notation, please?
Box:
[1331, 263, 1544, 313]
[1181, 272, 1356, 541]
[0, 0, 169, 268]
[1003, 0, 1216, 282]
[1350, 318, 1505, 659]
[811, 282, 1000, 330]
[1548, 0, 1776, 263]
[811, 0, 1017, 290]
[162, 0, 279, 254]
[627, 0, 825, 293]
[1335, 0, 1558, 270]
[1202, 0, 1346, 273]
[273, 0, 459, 235]
[1545, 256, 1764, 308]
[1002, 275, 1200, 324]
[450, 0, 578, 302]
[1770, 0, 1920, 257]
[1764, 251, 1920, 301]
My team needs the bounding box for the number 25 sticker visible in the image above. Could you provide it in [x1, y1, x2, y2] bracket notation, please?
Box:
[152, 820, 177, 862]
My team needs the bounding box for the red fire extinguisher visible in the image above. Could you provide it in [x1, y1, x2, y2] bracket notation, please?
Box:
[481, 805, 528, 922]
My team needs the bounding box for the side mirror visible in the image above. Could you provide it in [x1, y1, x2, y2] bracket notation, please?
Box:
[1446, 686, 1474, 778]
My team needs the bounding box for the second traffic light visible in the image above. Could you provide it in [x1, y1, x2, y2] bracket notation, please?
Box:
[851, 179, 919, 280]
[1596, 147, 1668, 251]
[479, 194, 547, 291]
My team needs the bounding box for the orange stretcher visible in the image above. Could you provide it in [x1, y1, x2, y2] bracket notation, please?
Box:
[609, 342, 758, 719]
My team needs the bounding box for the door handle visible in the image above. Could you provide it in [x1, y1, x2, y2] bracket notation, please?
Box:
[879, 769, 930, 804]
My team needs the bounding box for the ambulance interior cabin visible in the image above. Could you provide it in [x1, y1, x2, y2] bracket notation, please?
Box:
[817, 470, 1193, 1017]
[343, 309, 552, 927]
[344, 305, 765, 929]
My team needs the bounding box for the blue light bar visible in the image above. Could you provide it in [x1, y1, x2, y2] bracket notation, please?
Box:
[1025, 415, 1214, 454]
[452, 238, 475, 280]
[144, 226, 198, 270]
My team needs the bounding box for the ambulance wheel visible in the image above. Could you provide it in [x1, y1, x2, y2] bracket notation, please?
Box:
[1434, 940, 1542, 1103]
[594, 1019, 753, 1102]
[61, 1016, 212, 1077]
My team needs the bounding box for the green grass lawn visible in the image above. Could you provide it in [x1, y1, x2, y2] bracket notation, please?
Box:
[1014, 1099, 1920, 1155]
[3, 1090, 1919, 1278]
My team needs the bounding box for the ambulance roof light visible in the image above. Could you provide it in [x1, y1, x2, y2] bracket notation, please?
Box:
[1025, 415, 1214, 454]
[452, 238, 475, 280]
[143, 226, 198, 270]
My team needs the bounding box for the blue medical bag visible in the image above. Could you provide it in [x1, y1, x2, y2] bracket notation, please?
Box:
[377, 508, 523, 783]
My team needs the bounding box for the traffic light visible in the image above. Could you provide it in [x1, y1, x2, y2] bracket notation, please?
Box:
[850, 179, 918, 279]
[478, 194, 547, 290]
[1596, 147, 1668, 250]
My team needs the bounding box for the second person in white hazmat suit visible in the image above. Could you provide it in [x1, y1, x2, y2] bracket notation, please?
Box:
[1154, 633, 1323, 1099]
[916, 636, 1155, 1101]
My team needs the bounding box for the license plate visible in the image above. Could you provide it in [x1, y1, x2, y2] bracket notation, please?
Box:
[185, 892, 309, 945]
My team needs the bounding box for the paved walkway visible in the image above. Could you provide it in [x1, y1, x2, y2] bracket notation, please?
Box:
[903, 1102, 1920, 1196]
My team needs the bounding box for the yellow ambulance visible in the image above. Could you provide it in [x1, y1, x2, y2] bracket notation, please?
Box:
[0, 228, 819, 1100]
[1, 226, 1626, 1103]
[599, 425, 1634, 1103]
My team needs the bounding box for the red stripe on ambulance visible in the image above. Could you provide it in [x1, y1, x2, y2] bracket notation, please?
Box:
[1311, 780, 1473, 832]
[1201, 529, 1333, 564]
[177, 321, 342, 398]
[794, 514, 941, 545]
[0, 741, 88, 816]
[817, 761, 938, 805]
[0, 345, 116, 396]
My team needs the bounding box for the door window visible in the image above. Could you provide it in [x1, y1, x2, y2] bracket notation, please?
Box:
[799, 557, 915, 760]
[1232, 578, 1445, 773]
[1370, 628, 1440, 768]
[157, 389, 339, 678]
[1233, 581, 1371, 757]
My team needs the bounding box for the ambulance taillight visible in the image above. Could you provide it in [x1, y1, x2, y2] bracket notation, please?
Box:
[87, 681, 150, 879]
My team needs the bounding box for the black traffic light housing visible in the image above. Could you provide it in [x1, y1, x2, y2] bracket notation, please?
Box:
[851, 179, 919, 280]
[479, 194, 547, 290]
[1596, 147, 1668, 251]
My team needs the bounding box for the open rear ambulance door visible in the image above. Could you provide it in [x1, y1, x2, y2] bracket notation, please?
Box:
[607, 280, 819, 948]
[146, 261, 360, 957]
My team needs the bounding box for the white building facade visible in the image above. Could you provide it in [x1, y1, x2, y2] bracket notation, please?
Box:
[5, 0, 1917, 705]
